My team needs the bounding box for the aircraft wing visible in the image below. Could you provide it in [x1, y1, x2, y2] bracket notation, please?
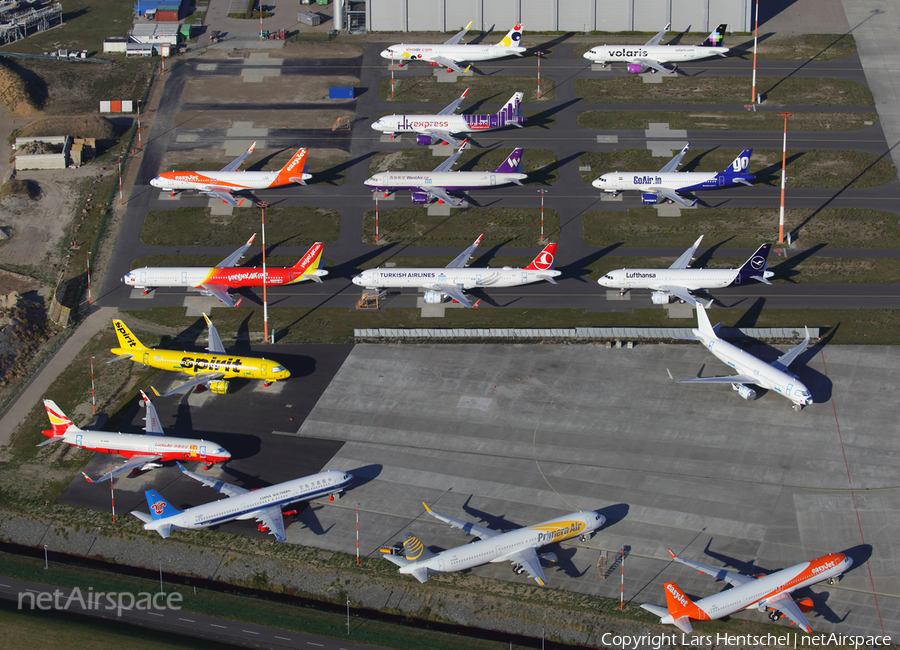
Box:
[649, 185, 697, 208]
[201, 188, 242, 206]
[446, 234, 483, 268]
[83, 455, 164, 483]
[199, 283, 238, 308]
[423, 502, 500, 539]
[658, 285, 699, 306]
[438, 88, 469, 115]
[658, 143, 690, 173]
[140, 390, 164, 435]
[667, 548, 754, 587]
[432, 139, 468, 173]
[667, 369, 757, 385]
[771, 327, 810, 372]
[176, 461, 250, 497]
[203, 313, 226, 354]
[219, 141, 257, 172]
[420, 186, 464, 207]
[504, 547, 547, 586]
[432, 284, 474, 308]
[216, 233, 257, 268]
[443, 21, 473, 45]
[764, 593, 813, 633]
[669, 235, 704, 269]
[423, 129, 461, 147]
[645, 22, 670, 46]
[633, 58, 672, 74]
[151, 373, 226, 398]
[430, 55, 465, 74]
[253, 505, 287, 541]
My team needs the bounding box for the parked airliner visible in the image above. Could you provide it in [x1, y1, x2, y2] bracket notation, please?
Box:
[371, 89, 525, 147]
[132, 463, 354, 541]
[642, 547, 852, 633]
[669, 303, 813, 410]
[123, 239, 327, 307]
[598, 236, 773, 305]
[383, 503, 605, 585]
[40, 393, 231, 482]
[150, 143, 312, 206]
[382, 22, 526, 74]
[592, 144, 754, 207]
[352, 235, 560, 308]
[584, 23, 729, 74]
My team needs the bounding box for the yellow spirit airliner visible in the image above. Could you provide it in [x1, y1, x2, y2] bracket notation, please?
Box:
[109, 316, 289, 397]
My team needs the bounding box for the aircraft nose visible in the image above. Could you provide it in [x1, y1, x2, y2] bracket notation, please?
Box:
[352, 275, 363, 285]
[380, 49, 391, 58]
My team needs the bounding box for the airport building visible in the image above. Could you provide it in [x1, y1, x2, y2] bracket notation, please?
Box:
[364, 0, 752, 34]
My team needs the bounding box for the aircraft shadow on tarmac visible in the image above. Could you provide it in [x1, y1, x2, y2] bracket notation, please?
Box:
[309, 151, 376, 185]
[525, 98, 580, 130]
[766, 243, 827, 284]
[528, 151, 583, 186]
[691, 236, 735, 269]
[558, 242, 623, 282]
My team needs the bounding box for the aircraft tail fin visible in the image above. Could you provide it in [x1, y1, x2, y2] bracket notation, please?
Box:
[494, 23, 524, 48]
[144, 489, 183, 520]
[732, 243, 772, 285]
[701, 23, 727, 47]
[291, 242, 325, 277]
[663, 581, 709, 633]
[722, 148, 752, 174]
[273, 148, 309, 187]
[42, 399, 76, 438]
[494, 148, 523, 174]
[112, 320, 148, 352]
[402, 533, 435, 561]
[694, 303, 719, 340]
[523, 243, 558, 271]
[498, 91, 525, 127]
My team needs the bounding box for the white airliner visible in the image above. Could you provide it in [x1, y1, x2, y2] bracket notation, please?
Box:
[150, 143, 312, 206]
[371, 89, 525, 147]
[584, 23, 729, 74]
[669, 303, 813, 410]
[383, 503, 605, 586]
[352, 236, 560, 308]
[598, 236, 774, 306]
[642, 547, 852, 633]
[132, 463, 354, 541]
[592, 143, 755, 207]
[382, 22, 526, 74]
[39, 393, 231, 483]
[364, 140, 527, 206]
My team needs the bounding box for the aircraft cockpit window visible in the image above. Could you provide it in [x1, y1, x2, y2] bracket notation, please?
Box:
[272, 365, 285, 373]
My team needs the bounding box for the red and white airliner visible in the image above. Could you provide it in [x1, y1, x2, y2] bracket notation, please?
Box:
[150, 143, 312, 206]
[40, 392, 232, 483]
[123, 238, 328, 307]
[642, 547, 853, 633]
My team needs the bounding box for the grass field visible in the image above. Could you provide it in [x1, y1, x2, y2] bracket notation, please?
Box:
[380, 77, 554, 103]
[577, 110, 876, 131]
[578, 149, 896, 188]
[574, 77, 874, 106]
[582, 207, 900, 249]
[368, 147, 557, 184]
[361, 207, 560, 247]
[140, 207, 341, 247]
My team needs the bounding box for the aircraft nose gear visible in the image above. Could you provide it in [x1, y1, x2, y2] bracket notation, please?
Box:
[580, 534, 587, 542]
[792, 403, 802, 412]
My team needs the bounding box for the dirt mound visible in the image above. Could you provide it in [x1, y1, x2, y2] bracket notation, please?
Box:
[17, 114, 116, 140]
[0, 58, 40, 116]
[1, 178, 40, 201]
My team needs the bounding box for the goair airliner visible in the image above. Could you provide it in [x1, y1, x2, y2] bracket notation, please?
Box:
[598, 236, 773, 306]
[584, 23, 729, 74]
[132, 462, 354, 541]
[150, 143, 312, 206]
[383, 503, 605, 585]
[123, 239, 327, 307]
[382, 22, 526, 74]
[371, 90, 525, 147]
[642, 547, 852, 633]
[592, 144, 754, 207]
[109, 316, 290, 397]
[668, 303, 813, 410]
[352, 236, 560, 308]
[39, 393, 231, 483]
[364, 140, 526, 206]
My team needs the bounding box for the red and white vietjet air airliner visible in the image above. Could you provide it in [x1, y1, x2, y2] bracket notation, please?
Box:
[150, 142, 312, 206]
[642, 547, 852, 633]
[123, 238, 328, 307]
[40, 392, 232, 483]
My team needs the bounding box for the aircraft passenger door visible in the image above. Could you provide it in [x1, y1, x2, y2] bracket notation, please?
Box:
[719, 175, 726, 187]
[522, 271, 528, 284]
[490, 174, 497, 186]
[76, 434, 82, 447]
[260, 363, 267, 376]
[786, 383, 793, 395]
[143, 352, 150, 364]
[437, 558, 445, 571]
[140, 271, 147, 284]
[199, 446, 206, 459]
[181, 271, 188, 285]
[475, 273, 482, 286]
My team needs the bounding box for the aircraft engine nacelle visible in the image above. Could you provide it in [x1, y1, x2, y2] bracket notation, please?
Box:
[651, 291, 672, 305]
[416, 134, 436, 146]
[423, 290, 447, 304]
[539, 552, 558, 566]
[627, 63, 644, 74]
[641, 192, 660, 204]
[411, 191, 430, 204]
[732, 383, 757, 401]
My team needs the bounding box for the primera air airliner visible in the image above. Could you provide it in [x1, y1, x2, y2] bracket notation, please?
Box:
[383, 503, 605, 586]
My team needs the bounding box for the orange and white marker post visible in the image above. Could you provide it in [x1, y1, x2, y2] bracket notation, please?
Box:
[356, 504, 360, 566]
[751, 0, 759, 103]
[137, 99, 142, 149]
[118, 155, 123, 205]
[778, 112, 792, 244]
[261, 205, 269, 342]
[535, 51, 544, 100]
[90, 356, 96, 414]
[619, 548, 625, 610]
[537, 189, 548, 243]
[391, 61, 394, 99]
[110, 465, 116, 523]
[375, 193, 379, 242]
[86, 251, 92, 305]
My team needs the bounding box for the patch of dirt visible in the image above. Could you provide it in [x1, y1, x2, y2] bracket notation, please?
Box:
[0, 57, 41, 116]
[180, 74, 360, 105]
[173, 108, 350, 131]
[0, 287, 53, 390]
[17, 114, 117, 140]
[371, 150, 404, 174]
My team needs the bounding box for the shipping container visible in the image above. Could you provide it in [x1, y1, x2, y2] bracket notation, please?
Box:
[329, 86, 354, 99]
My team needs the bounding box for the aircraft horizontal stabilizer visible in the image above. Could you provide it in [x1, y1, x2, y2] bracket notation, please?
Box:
[673, 616, 694, 634]
[107, 354, 134, 364]
[37, 437, 64, 447]
[131, 511, 152, 524]
[640, 603, 668, 619]
[411, 567, 429, 583]
[749, 275, 772, 285]
[537, 274, 558, 285]
[382, 554, 410, 568]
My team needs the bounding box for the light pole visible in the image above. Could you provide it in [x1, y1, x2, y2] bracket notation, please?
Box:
[159, 558, 163, 594]
[535, 51, 544, 100]
[259, 201, 270, 342]
[537, 189, 548, 243]
[778, 112, 792, 244]
[346, 597, 350, 634]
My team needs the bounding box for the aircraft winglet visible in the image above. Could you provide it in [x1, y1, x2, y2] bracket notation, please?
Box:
[422, 502, 433, 513]
[668, 547, 677, 559]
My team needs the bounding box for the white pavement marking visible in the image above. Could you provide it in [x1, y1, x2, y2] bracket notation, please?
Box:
[275, 636, 291, 641]
[211, 623, 227, 628]
[179, 617, 195, 622]
[148, 612, 163, 617]
[243, 630, 259, 634]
